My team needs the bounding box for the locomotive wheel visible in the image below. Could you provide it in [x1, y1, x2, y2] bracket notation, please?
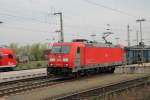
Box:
[73, 72, 80, 78]
[107, 67, 115, 73]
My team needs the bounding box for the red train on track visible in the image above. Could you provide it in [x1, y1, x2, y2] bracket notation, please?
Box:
[0, 47, 17, 72]
[47, 39, 125, 76]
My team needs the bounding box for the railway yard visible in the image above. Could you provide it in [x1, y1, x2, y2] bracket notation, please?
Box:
[1, 0, 150, 100]
[0, 63, 149, 100]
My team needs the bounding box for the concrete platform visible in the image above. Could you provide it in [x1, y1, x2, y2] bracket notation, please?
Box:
[115, 63, 150, 74]
[0, 68, 46, 83]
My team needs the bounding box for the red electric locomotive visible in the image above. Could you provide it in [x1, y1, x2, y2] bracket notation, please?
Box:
[47, 39, 125, 76]
[0, 47, 17, 72]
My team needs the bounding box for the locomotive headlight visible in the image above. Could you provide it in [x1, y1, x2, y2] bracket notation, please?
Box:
[49, 58, 55, 62]
[63, 58, 68, 62]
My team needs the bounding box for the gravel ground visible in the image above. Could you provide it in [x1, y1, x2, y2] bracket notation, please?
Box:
[110, 85, 150, 100]
[2, 73, 149, 100]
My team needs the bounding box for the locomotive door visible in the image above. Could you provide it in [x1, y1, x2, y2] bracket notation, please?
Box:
[74, 47, 81, 68]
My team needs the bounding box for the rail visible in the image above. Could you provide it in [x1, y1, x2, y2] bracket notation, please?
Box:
[55, 75, 150, 100]
[0, 76, 71, 97]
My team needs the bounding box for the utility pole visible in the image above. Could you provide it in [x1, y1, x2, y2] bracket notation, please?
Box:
[149, 41, 150, 46]
[54, 12, 64, 42]
[127, 24, 131, 47]
[136, 18, 146, 43]
[115, 37, 120, 45]
[136, 18, 146, 65]
[136, 31, 139, 45]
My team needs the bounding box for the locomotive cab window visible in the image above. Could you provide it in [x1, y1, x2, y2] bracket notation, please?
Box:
[51, 46, 70, 54]
[8, 54, 13, 59]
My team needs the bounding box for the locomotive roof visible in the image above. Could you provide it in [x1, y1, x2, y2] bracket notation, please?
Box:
[53, 42, 84, 46]
[0, 47, 13, 53]
[53, 42, 120, 48]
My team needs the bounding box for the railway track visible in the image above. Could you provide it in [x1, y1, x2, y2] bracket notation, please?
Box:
[55, 75, 150, 100]
[0, 76, 71, 97]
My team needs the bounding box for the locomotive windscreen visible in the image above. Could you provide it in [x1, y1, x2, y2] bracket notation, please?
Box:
[51, 46, 70, 54]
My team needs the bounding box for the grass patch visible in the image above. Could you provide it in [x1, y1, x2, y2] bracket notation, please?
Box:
[16, 60, 47, 70]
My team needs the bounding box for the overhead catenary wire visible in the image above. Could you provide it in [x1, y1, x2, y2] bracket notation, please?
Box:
[0, 4, 58, 25]
[0, 12, 52, 24]
[0, 1, 147, 31]
[0, 6, 49, 16]
[0, 25, 55, 33]
[82, 0, 138, 18]
[0, 9, 66, 27]
[0, 1, 149, 37]
[1, 16, 149, 34]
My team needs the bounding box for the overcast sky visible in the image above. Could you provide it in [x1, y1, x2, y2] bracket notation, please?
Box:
[0, 0, 150, 46]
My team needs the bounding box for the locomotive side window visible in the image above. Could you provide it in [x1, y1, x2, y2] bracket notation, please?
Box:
[0, 53, 2, 59]
[77, 47, 80, 54]
[8, 54, 13, 59]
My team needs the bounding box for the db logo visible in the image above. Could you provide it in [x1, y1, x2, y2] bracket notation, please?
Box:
[57, 59, 61, 61]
